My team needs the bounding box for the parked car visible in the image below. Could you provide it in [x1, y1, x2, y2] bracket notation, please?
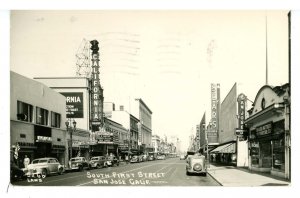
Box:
[89, 156, 107, 169]
[148, 155, 154, 161]
[23, 157, 64, 178]
[180, 154, 185, 160]
[157, 155, 166, 160]
[105, 156, 119, 167]
[138, 155, 144, 162]
[141, 154, 148, 162]
[69, 157, 90, 171]
[130, 155, 140, 163]
[186, 154, 207, 176]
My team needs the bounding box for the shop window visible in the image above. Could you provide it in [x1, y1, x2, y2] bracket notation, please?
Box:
[273, 138, 285, 171]
[17, 101, 33, 122]
[51, 112, 61, 128]
[36, 107, 48, 126]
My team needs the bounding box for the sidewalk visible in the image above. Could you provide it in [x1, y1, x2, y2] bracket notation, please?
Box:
[207, 164, 291, 186]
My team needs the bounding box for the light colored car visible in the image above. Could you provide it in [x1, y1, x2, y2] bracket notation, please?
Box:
[89, 156, 107, 169]
[23, 157, 64, 178]
[180, 154, 185, 160]
[186, 154, 207, 176]
[69, 157, 90, 171]
[157, 155, 166, 160]
[130, 155, 140, 163]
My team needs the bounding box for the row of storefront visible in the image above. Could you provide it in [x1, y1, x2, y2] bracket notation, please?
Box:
[11, 71, 152, 168]
[245, 84, 290, 179]
[203, 83, 290, 180]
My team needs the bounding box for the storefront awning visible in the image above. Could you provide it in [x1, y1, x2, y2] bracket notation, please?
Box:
[210, 142, 236, 154]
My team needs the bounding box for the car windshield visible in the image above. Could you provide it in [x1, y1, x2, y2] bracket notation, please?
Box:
[70, 158, 82, 162]
[32, 159, 48, 164]
[91, 157, 99, 161]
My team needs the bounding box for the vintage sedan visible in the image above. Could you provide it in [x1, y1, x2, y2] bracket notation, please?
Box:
[69, 157, 90, 171]
[130, 155, 140, 163]
[23, 157, 64, 178]
[157, 155, 166, 160]
[186, 154, 207, 176]
[89, 156, 107, 169]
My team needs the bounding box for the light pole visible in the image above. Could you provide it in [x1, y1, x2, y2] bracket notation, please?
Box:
[65, 119, 76, 160]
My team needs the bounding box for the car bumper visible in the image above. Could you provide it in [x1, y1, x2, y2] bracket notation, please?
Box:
[90, 164, 97, 168]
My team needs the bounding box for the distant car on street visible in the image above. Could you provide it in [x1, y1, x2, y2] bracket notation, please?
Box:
[180, 154, 185, 160]
[23, 157, 64, 178]
[130, 155, 140, 163]
[148, 155, 154, 161]
[89, 156, 107, 169]
[106, 156, 120, 167]
[157, 155, 166, 160]
[69, 157, 90, 171]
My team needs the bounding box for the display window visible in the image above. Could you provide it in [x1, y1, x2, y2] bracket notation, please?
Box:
[272, 138, 285, 171]
[250, 142, 259, 166]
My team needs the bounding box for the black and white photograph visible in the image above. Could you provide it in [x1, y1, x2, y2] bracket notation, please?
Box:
[1, 2, 300, 198]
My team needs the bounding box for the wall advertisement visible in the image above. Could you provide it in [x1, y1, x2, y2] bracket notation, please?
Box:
[60, 92, 84, 118]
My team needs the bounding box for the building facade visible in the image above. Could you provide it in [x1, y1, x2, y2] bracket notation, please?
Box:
[34, 77, 131, 159]
[245, 84, 290, 179]
[11, 71, 67, 166]
[132, 98, 153, 153]
[210, 83, 249, 167]
[151, 135, 161, 153]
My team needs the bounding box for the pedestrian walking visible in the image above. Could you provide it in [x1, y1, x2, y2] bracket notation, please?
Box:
[23, 155, 30, 168]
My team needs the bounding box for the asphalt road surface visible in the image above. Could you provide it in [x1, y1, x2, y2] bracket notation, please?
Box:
[11, 158, 220, 186]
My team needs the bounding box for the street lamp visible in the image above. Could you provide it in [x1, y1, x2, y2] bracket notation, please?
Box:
[65, 119, 76, 160]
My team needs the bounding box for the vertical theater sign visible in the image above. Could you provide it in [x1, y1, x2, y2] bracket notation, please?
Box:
[89, 40, 115, 147]
[210, 83, 220, 144]
[90, 40, 104, 131]
[236, 93, 248, 140]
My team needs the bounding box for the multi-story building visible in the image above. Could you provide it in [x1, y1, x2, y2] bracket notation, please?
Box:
[110, 108, 139, 152]
[132, 98, 153, 154]
[11, 71, 68, 166]
[34, 77, 130, 159]
[210, 83, 249, 167]
[151, 135, 160, 153]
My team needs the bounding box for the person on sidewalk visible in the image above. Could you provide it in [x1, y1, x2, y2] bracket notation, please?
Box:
[23, 155, 30, 168]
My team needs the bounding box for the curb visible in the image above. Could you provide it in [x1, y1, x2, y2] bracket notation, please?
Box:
[207, 171, 223, 186]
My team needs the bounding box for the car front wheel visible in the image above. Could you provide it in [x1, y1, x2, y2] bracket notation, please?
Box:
[58, 167, 63, 175]
[41, 169, 47, 178]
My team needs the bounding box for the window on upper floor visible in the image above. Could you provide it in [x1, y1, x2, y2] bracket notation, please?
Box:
[17, 101, 33, 122]
[36, 107, 48, 126]
[51, 111, 61, 128]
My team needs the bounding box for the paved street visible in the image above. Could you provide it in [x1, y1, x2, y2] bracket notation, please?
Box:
[11, 158, 219, 186]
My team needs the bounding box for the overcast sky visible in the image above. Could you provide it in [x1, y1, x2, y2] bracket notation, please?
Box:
[10, 10, 289, 150]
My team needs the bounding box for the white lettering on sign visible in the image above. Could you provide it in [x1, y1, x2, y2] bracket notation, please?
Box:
[211, 83, 220, 135]
[36, 136, 52, 142]
[66, 96, 81, 103]
[86, 171, 166, 186]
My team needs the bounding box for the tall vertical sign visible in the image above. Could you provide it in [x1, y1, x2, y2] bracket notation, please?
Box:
[210, 83, 220, 143]
[236, 93, 247, 140]
[90, 40, 104, 131]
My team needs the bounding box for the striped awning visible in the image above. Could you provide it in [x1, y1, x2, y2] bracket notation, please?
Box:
[210, 142, 236, 153]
